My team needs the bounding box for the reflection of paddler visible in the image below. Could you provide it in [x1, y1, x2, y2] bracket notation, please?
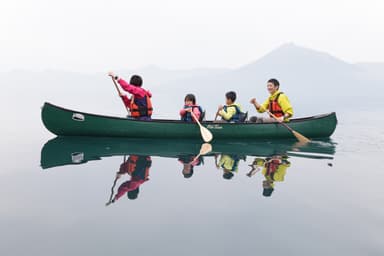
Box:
[262, 155, 290, 197]
[110, 155, 152, 203]
[178, 155, 203, 178]
[215, 154, 246, 180]
[247, 158, 266, 177]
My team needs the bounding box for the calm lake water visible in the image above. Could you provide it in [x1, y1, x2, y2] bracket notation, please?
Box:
[1, 108, 383, 256]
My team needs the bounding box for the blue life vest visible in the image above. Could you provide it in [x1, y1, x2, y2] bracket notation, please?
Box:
[223, 104, 242, 122]
[181, 105, 203, 122]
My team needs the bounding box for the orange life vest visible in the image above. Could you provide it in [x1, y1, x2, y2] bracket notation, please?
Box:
[130, 93, 153, 118]
[269, 92, 284, 118]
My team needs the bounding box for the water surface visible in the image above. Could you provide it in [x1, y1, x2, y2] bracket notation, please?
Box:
[1, 109, 383, 256]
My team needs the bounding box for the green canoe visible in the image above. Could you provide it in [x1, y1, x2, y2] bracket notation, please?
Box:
[41, 102, 337, 140]
[41, 136, 336, 169]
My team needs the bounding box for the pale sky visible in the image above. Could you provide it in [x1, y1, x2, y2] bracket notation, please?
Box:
[1, 0, 383, 71]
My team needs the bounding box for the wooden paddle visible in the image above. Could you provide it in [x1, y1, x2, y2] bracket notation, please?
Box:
[266, 109, 311, 144]
[191, 112, 213, 143]
[190, 143, 212, 164]
[110, 76, 130, 114]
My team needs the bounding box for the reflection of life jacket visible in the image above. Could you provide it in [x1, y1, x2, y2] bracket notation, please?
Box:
[220, 154, 241, 172]
[265, 159, 281, 177]
[120, 155, 152, 179]
[130, 94, 153, 118]
[223, 105, 242, 122]
[269, 92, 284, 118]
[114, 155, 152, 201]
[181, 105, 203, 122]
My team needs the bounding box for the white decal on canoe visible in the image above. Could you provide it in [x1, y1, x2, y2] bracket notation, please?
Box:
[72, 113, 85, 121]
[207, 124, 223, 129]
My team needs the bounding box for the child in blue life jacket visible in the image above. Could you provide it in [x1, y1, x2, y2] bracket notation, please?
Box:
[180, 94, 203, 122]
[216, 91, 245, 123]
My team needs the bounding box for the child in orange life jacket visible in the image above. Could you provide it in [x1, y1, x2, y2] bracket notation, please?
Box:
[250, 78, 293, 123]
[180, 94, 202, 122]
[108, 72, 153, 121]
[216, 91, 243, 123]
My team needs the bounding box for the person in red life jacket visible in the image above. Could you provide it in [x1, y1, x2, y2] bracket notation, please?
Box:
[178, 154, 203, 178]
[108, 155, 152, 203]
[249, 78, 293, 123]
[180, 94, 203, 122]
[108, 71, 153, 120]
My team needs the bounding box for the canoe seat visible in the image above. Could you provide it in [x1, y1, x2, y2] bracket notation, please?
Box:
[239, 111, 248, 123]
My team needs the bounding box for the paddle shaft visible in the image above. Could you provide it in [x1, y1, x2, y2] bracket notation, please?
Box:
[190, 153, 202, 165]
[191, 111, 213, 142]
[255, 103, 311, 143]
[111, 77, 130, 114]
[106, 156, 126, 205]
[190, 144, 212, 164]
[190, 111, 203, 128]
[265, 110, 294, 132]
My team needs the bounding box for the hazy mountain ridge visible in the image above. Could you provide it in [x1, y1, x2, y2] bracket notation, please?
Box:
[1, 43, 383, 122]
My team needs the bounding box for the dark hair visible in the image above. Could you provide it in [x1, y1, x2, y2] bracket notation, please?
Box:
[184, 94, 196, 105]
[263, 188, 274, 197]
[223, 172, 234, 180]
[127, 187, 139, 200]
[225, 91, 236, 103]
[130, 75, 143, 87]
[268, 78, 280, 87]
[183, 168, 194, 178]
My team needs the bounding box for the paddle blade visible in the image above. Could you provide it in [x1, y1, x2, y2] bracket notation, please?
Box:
[200, 126, 213, 143]
[292, 130, 311, 144]
[199, 143, 212, 155]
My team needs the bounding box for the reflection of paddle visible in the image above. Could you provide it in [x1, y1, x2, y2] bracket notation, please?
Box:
[190, 143, 212, 164]
[191, 112, 213, 143]
[110, 76, 130, 114]
[105, 177, 118, 206]
[263, 108, 311, 144]
[106, 155, 126, 206]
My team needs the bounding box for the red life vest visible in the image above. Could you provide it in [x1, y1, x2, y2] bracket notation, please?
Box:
[269, 92, 284, 118]
[130, 93, 153, 118]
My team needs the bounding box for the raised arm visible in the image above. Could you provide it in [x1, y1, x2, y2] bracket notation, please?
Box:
[117, 78, 146, 98]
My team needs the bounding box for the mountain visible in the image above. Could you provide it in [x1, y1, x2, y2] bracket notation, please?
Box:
[160, 43, 381, 117]
[1, 43, 383, 124]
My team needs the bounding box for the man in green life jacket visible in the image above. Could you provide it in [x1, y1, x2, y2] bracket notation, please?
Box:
[250, 78, 293, 123]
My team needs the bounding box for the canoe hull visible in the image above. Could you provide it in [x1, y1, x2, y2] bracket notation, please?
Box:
[41, 102, 337, 140]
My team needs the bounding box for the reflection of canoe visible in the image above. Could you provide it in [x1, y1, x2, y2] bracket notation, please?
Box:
[41, 102, 337, 139]
[40, 136, 336, 169]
